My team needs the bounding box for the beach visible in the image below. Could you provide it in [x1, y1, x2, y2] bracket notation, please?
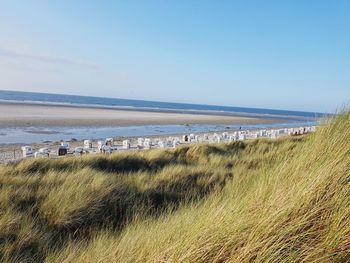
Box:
[0, 102, 310, 163]
[0, 102, 280, 128]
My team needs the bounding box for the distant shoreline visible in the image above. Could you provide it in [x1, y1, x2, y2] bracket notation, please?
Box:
[0, 101, 302, 129]
[0, 89, 326, 119]
[0, 101, 313, 126]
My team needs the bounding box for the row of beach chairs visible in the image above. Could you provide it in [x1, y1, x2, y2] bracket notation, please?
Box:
[20, 126, 316, 159]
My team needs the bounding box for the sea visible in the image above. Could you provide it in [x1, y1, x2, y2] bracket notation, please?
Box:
[0, 90, 323, 118]
[0, 90, 322, 144]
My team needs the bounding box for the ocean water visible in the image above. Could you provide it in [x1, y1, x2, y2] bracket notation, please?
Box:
[0, 90, 323, 118]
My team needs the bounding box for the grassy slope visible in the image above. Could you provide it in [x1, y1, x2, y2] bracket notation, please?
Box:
[0, 113, 349, 262]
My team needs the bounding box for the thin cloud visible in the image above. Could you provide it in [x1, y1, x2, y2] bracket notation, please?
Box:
[0, 47, 98, 69]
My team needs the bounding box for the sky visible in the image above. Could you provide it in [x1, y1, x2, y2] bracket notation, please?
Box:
[0, 0, 349, 113]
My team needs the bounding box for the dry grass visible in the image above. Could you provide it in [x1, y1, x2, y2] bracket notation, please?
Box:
[0, 113, 349, 262]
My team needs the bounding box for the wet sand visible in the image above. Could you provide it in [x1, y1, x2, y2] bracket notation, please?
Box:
[0, 103, 279, 128]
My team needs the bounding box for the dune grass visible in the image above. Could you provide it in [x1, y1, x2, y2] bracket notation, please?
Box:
[0, 113, 349, 262]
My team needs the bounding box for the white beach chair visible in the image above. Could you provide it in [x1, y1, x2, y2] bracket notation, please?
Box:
[84, 140, 92, 149]
[21, 146, 34, 158]
[144, 139, 151, 149]
[123, 140, 131, 149]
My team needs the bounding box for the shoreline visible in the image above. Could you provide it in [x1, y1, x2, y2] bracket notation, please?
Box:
[0, 102, 289, 128]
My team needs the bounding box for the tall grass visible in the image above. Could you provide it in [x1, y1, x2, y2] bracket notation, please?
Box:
[0, 113, 349, 262]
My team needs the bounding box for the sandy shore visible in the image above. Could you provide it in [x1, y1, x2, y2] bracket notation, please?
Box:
[0, 103, 279, 128]
[0, 103, 315, 164]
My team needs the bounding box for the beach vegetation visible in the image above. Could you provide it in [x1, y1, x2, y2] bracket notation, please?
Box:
[0, 113, 349, 262]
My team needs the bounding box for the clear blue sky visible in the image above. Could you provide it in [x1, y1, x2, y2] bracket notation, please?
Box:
[0, 0, 349, 113]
